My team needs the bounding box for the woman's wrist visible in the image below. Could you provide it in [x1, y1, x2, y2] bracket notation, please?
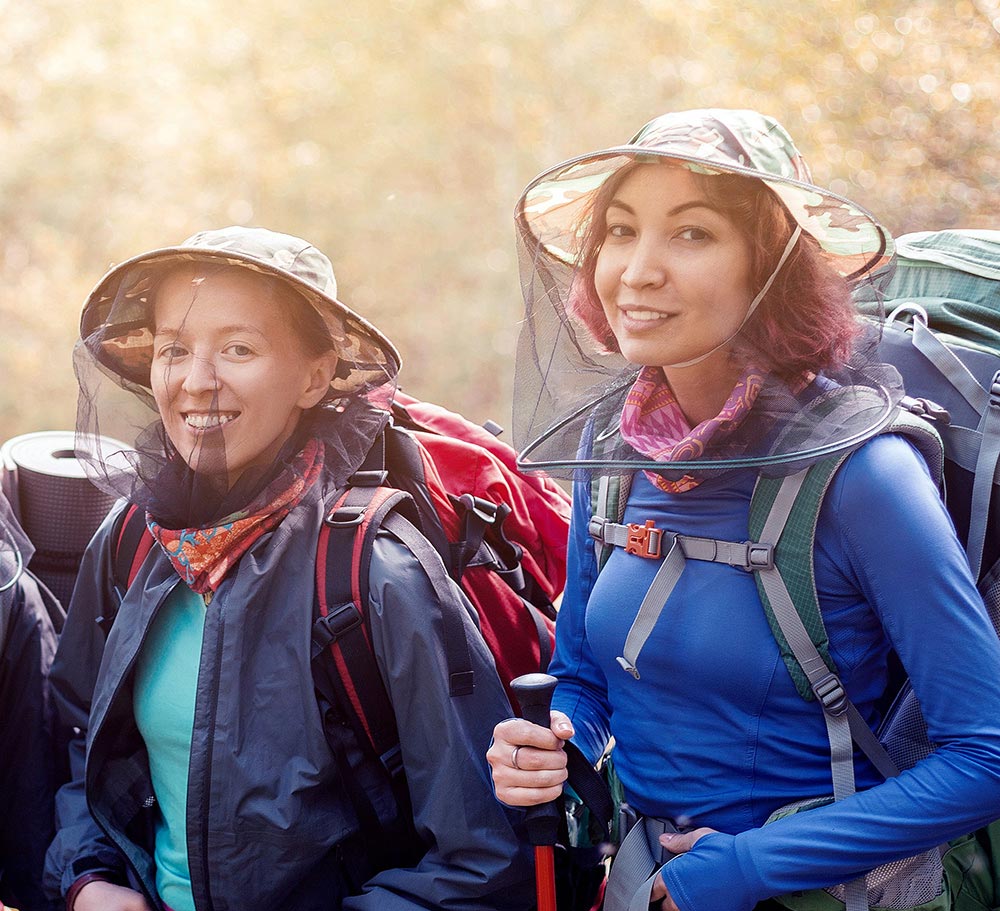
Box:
[65, 872, 113, 911]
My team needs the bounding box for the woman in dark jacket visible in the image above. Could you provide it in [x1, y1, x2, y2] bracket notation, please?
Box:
[44, 226, 533, 911]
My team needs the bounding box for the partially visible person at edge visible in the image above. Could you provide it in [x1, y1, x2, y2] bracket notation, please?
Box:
[43, 226, 533, 911]
[488, 109, 1000, 911]
[0, 490, 65, 911]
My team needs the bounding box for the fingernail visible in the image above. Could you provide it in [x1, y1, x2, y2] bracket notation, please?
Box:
[660, 833, 675, 842]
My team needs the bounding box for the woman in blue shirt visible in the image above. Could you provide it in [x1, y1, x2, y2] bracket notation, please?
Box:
[488, 109, 1000, 911]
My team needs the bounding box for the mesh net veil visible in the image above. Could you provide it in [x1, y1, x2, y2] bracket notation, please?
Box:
[75, 255, 398, 530]
[512, 170, 902, 484]
[0, 489, 32, 594]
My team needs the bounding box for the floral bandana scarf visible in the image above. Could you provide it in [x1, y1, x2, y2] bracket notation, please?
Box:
[147, 438, 324, 595]
[619, 365, 764, 493]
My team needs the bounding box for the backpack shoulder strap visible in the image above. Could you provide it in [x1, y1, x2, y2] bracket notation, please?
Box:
[749, 457, 844, 704]
[311, 478, 478, 768]
[749, 406, 944, 704]
[590, 473, 632, 570]
[311, 483, 410, 772]
[107, 503, 156, 631]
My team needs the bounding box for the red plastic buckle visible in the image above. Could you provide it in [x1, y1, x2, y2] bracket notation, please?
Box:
[625, 520, 662, 559]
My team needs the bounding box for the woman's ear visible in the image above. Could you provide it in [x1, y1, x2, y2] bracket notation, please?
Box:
[297, 352, 338, 409]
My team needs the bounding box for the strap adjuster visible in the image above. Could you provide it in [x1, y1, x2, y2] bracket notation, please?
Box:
[457, 493, 500, 526]
[901, 395, 951, 425]
[380, 743, 405, 778]
[346, 469, 388, 487]
[315, 601, 364, 645]
[812, 673, 848, 716]
[588, 515, 607, 542]
[990, 371, 1000, 407]
[744, 542, 775, 571]
[325, 505, 367, 527]
[625, 520, 662, 559]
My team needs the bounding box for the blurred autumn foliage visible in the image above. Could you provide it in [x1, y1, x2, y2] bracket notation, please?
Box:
[2, 0, 998, 437]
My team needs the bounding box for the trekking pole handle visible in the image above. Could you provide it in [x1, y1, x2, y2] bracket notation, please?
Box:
[511, 673, 560, 846]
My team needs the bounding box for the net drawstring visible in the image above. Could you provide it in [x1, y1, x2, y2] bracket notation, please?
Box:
[668, 225, 803, 369]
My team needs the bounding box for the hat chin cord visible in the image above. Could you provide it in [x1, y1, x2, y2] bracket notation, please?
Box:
[665, 225, 802, 370]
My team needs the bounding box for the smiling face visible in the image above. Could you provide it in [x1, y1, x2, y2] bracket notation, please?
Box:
[150, 266, 336, 485]
[593, 164, 755, 407]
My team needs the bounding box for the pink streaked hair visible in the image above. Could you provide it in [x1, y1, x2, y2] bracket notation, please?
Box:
[566, 162, 859, 380]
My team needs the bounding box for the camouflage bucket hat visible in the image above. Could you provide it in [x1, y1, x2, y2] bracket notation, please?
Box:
[80, 225, 401, 397]
[516, 108, 893, 282]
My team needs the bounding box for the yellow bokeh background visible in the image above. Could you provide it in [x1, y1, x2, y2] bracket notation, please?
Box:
[2, 0, 998, 437]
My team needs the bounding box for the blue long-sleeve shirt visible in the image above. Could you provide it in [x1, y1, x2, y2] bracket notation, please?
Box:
[551, 433, 1000, 911]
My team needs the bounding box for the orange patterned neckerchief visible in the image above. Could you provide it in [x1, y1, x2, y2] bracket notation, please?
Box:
[147, 439, 324, 595]
[619, 365, 764, 493]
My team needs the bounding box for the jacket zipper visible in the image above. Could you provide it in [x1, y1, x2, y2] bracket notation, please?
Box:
[87, 581, 177, 909]
[192, 592, 226, 911]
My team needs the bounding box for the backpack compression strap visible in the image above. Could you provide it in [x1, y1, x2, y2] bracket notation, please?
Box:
[886, 305, 998, 580]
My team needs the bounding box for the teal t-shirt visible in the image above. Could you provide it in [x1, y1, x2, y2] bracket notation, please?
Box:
[134, 583, 206, 911]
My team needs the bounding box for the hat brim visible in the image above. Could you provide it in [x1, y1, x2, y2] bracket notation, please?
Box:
[516, 147, 893, 284]
[81, 246, 401, 397]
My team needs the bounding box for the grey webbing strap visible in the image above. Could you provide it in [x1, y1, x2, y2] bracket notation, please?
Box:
[603, 821, 659, 911]
[616, 536, 685, 679]
[628, 872, 661, 911]
[912, 321, 989, 414]
[757, 467, 808, 545]
[968, 378, 1000, 580]
[592, 521, 772, 571]
[945, 424, 983, 475]
[594, 475, 611, 564]
[759, 563, 872, 911]
[758, 566, 856, 785]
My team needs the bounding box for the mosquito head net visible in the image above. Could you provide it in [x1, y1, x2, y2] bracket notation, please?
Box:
[75, 226, 401, 528]
[513, 108, 901, 483]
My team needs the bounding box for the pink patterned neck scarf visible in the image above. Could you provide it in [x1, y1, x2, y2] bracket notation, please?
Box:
[147, 439, 324, 594]
[619, 365, 764, 493]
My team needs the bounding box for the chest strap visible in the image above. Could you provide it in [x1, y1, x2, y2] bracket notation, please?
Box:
[591, 516, 774, 679]
[588, 516, 773, 571]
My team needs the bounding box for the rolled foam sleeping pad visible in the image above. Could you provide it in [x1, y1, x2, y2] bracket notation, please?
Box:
[1, 431, 120, 607]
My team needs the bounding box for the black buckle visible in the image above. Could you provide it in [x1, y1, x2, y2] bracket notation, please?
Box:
[380, 744, 404, 778]
[457, 493, 500, 526]
[325, 505, 367, 527]
[315, 602, 364, 645]
[744, 543, 774, 572]
[347, 469, 388, 487]
[812, 673, 848, 716]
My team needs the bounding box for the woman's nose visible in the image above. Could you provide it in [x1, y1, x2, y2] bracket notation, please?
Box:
[180, 355, 220, 396]
[621, 238, 668, 290]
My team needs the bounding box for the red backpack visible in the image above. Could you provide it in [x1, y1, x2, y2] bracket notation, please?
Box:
[109, 392, 570, 853]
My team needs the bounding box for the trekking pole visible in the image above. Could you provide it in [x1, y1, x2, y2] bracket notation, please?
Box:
[511, 672, 560, 911]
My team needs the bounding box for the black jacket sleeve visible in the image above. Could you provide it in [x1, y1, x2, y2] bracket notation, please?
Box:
[42, 507, 131, 902]
[0, 565, 65, 911]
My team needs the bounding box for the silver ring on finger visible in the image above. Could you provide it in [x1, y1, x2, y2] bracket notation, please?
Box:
[511, 745, 523, 770]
